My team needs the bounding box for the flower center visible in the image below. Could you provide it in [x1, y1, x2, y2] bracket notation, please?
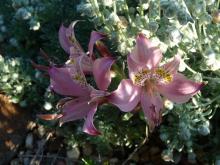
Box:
[133, 68, 173, 86]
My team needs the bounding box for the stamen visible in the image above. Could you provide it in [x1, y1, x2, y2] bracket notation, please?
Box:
[72, 74, 87, 86]
[133, 68, 173, 86]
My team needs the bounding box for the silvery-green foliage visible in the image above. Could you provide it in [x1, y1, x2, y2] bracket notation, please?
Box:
[77, 0, 220, 162]
[0, 55, 56, 112]
[12, 0, 44, 31]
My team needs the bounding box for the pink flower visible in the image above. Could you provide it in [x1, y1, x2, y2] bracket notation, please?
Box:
[108, 33, 205, 131]
[39, 54, 114, 136]
[59, 21, 111, 75]
[38, 23, 115, 135]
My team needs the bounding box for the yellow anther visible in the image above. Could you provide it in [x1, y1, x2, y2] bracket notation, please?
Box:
[72, 74, 86, 85]
[133, 68, 173, 86]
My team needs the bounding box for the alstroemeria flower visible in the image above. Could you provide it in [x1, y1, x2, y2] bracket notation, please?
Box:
[59, 21, 112, 74]
[108, 33, 205, 131]
[39, 55, 114, 135]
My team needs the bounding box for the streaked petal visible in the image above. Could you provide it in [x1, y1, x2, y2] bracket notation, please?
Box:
[108, 79, 141, 112]
[58, 24, 72, 54]
[162, 54, 181, 74]
[93, 57, 115, 90]
[141, 90, 163, 132]
[49, 66, 89, 96]
[37, 114, 63, 120]
[79, 55, 93, 73]
[60, 98, 91, 123]
[157, 73, 205, 103]
[127, 54, 145, 80]
[88, 31, 106, 57]
[95, 41, 112, 57]
[131, 33, 162, 69]
[58, 22, 84, 56]
[83, 102, 101, 136]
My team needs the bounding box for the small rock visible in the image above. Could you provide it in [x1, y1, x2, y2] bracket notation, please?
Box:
[37, 125, 46, 137]
[82, 143, 93, 156]
[26, 121, 37, 130]
[66, 146, 80, 160]
[25, 133, 33, 149]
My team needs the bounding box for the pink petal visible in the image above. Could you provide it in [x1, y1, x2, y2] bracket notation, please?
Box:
[162, 54, 181, 74]
[79, 55, 93, 73]
[58, 22, 84, 56]
[60, 97, 91, 123]
[49, 66, 89, 96]
[83, 102, 101, 136]
[131, 33, 162, 69]
[37, 114, 63, 120]
[108, 79, 141, 112]
[141, 90, 163, 132]
[59, 24, 72, 54]
[93, 57, 115, 90]
[127, 54, 146, 80]
[157, 73, 205, 103]
[95, 41, 112, 57]
[88, 31, 106, 57]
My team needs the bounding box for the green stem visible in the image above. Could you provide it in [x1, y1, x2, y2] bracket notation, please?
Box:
[183, 61, 197, 74]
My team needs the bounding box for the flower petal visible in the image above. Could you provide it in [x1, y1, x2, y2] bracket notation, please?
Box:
[93, 57, 115, 90]
[88, 31, 106, 57]
[37, 114, 63, 120]
[157, 73, 205, 103]
[60, 97, 91, 123]
[162, 54, 181, 74]
[141, 90, 163, 132]
[49, 66, 89, 96]
[59, 22, 84, 56]
[83, 102, 101, 136]
[127, 54, 146, 80]
[95, 41, 112, 57]
[131, 33, 162, 69]
[108, 79, 141, 112]
[78, 55, 93, 73]
[59, 24, 72, 54]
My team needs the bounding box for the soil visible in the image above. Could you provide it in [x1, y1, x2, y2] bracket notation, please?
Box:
[0, 94, 32, 164]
